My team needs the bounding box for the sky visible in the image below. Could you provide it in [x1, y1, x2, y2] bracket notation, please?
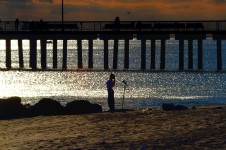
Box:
[0, 0, 226, 21]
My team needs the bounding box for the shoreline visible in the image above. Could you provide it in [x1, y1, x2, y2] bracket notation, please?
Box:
[0, 105, 225, 149]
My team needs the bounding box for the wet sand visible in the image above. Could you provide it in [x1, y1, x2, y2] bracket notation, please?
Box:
[0, 105, 226, 149]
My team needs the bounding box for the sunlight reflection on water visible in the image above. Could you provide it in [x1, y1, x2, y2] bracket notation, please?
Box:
[0, 39, 226, 110]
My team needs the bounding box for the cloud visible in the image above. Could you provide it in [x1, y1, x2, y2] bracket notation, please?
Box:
[38, 0, 54, 3]
[0, 0, 226, 21]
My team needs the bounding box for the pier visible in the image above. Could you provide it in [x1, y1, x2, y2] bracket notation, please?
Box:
[0, 20, 226, 71]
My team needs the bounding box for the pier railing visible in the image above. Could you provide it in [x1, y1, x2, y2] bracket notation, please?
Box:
[0, 20, 226, 32]
[1, 20, 226, 71]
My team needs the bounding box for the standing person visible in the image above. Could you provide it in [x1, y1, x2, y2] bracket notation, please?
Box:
[106, 73, 116, 112]
[114, 17, 120, 31]
[15, 18, 19, 32]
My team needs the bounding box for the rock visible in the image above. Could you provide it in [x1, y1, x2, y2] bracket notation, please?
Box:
[162, 103, 188, 111]
[162, 103, 176, 111]
[0, 97, 27, 119]
[175, 105, 188, 110]
[191, 106, 197, 110]
[65, 100, 102, 114]
[31, 98, 63, 116]
[214, 107, 224, 109]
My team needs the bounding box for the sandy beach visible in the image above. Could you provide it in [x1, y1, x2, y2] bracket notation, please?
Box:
[0, 105, 226, 150]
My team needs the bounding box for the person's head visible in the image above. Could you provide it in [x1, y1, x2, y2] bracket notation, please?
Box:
[110, 73, 115, 80]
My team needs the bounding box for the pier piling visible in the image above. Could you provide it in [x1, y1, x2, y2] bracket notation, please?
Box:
[41, 39, 47, 69]
[62, 39, 67, 69]
[179, 40, 184, 71]
[217, 39, 222, 71]
[77, 39, 83, 69]
[188, 39, 193, 70]
[151, 40, 156, 70]
[198, 39, 203, 70]
[53, 39, 58, 69]
[6, 39, 11, 69]
[113, 39, 119, 70]
[160, 39, 166, 70]
[124, 39, 129, 69]
[29, 38, 37, 70]
[88, 39, 93, 69]
[141, 39, 146, 70]
[18, 39, 24, 68]
[104, 39, 109, 70]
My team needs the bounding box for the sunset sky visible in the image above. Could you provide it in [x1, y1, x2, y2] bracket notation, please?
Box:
[0, 0, 226, 21]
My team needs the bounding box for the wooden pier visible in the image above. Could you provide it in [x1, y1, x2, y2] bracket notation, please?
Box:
[0, 20, 226, 71]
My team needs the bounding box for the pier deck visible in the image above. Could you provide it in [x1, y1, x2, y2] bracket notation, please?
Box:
[0, 20, 226, 71]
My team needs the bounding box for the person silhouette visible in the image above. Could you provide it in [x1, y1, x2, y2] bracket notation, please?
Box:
[106, 73, 116, 112]
[15, 18, 19, 32]
[137, 20, 142, 31]
[39, 19, 44, 31]
[114, 17, 120, 31]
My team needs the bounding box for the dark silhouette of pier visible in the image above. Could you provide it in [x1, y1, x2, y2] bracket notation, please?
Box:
[0, 20, 226, 71]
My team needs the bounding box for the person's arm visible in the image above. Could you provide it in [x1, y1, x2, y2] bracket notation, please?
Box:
[112, 79, 115, 87]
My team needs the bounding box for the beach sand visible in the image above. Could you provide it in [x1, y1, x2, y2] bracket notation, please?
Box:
[0, 106, 226, 150]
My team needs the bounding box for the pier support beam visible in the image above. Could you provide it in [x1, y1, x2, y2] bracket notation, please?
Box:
[88, 39, 93, 69]
[217, 39, 222, 71]
[198, 39, 203, 70]
[6, 39, 11, 69]
[160, 40, 166, 70]
[176, 34, 206, 71]
[211, 34, 226, 71]
[141, 39, 146, 70]
[53, 39, 58, 69]
[30, 38, 37, 70]
[62, 39, 67, 69]
[113, 39, 118, 70]
[179, 40, 184, 71]
[104, 39, 109, 70]
[124, 39, 129, 69]
[18, 39, 24, 69]
[77, 39, 83, 69]
[188, 39, 193, 70]
[41, 39, 47, 69]
[99, 34, 133, 70]
[151, 40, 156, 70]
[137, 34, 170, 71]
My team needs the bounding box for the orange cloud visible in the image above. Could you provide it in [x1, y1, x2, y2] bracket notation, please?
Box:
[1, 0, 226, 21]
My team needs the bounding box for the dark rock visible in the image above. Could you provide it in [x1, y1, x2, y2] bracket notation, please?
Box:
[162, 103, 188, 111]
[214, 107, 224, 110]
[0, 97, 27, 119]
[31, 98, 63, 116]
[65, 100, 102, 114]
[191, 106, 197, 110]
[162, 103, 176, 111]
[175, 105, 188, 110]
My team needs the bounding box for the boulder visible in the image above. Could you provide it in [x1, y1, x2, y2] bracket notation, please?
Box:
[162, 103, 188, 111]
[31, 98, 63, 116]
[175, 105, 188, 110]
[162, 103, 176, 111]
[65, 100, 102, 114]
[0, 97, 27, 119]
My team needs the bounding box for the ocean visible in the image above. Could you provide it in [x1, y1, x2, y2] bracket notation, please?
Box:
[0, 38, 226, 110]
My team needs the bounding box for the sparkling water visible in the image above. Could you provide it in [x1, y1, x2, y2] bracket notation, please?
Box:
[0, 38, 226, 110]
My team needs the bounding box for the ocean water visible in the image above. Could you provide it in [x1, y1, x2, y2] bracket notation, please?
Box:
[0, 38, 226, 110]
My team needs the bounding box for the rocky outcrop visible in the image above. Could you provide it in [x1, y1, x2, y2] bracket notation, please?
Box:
[162, 103, 188, 111]
[0, 97, 27, 119]
[65, 100, 102, 114]
[31, 98, 64, 116]
[0, 97, 103, 119]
